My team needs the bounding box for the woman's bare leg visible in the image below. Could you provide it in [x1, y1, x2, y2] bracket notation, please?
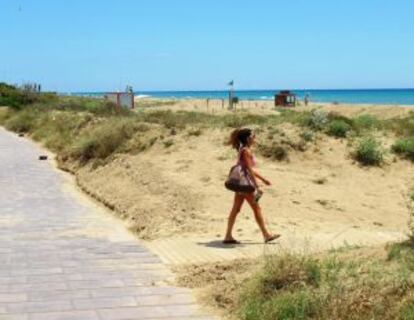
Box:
[224, 193, 245, 241]
[244, 193, 272, 240]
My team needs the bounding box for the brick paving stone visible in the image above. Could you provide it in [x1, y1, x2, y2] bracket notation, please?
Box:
[0, 127, 217, 319]
[28, 310, 99, 320]
[0, 293, 27, 303]
[72, 296, 137, 310]
[0, 314, 29, 320]
[6, 300, 73, 314]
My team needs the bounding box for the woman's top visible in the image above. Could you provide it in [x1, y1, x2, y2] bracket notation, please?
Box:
[238, 146, 256, 167]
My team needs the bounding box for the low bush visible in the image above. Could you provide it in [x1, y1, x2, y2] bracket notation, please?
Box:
[4, 108, 40, 133]
[399, 301, 414, 320]
[71, 119, 137, 162]
[387, 242, 414, 269]
[384, 112, 414, 137]
[407, 192, 414, 243]
[163, 139, 174, 148]
[392, 137, 414, 161]
[353, 136, 384, 166]
[306, 109, 328, 130]
[187, 128, 203, 136]
[353, 114, 380, 132]
[0, 82, 59, 109]
[222, 113, 268, 128]
[238, 251, 412, 320]
[327, 120, 351, 138]
[258, 143, 288, 161]
[300, 130, 314, 142]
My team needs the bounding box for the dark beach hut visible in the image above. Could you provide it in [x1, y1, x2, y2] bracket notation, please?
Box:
[274, 90, 297, 107]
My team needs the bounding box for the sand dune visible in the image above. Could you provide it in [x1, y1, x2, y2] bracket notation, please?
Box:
[74, 106, 414, 255]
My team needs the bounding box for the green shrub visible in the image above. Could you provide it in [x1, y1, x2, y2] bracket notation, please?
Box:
[327, 112, 353, 124]
[353, 114, 380, 132]
[236, 250, 414, 320]
[4, 108, 39, 133]
[71, 119, 137, 161]
[223, 113, 268, 128]
[187, 128, 203, 136]
[240, 289, 318, 320]
[275, 109, 312, 127]
[306, 109, 328, 130]
[387, 242, 414, 273]
[300, 130, 314, 142]
[353, 136, 384, 166]
[399, 301, 414, 320]
[384, 112, 414, 137]
[0, 82, 58, 109]
[163, 139, 174, 148]
[392, 138, 414, 161]
[408, 193, 414, 244]
[258, 143, 288, 161]
[0, 107, 10, 123]
[327, 120, 351, 138]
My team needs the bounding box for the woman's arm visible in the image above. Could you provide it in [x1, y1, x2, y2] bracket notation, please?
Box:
[252, 170, 271, 185]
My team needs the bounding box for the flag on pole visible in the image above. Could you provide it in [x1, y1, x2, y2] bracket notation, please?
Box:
[228, 80, 234, 86]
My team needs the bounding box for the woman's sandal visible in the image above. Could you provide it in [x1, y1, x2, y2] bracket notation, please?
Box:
[265, 234, 281, 243]
[223, 239, 241, 245]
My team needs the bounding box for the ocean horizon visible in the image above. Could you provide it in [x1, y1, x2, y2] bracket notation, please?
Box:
[71, 88, 414, 106]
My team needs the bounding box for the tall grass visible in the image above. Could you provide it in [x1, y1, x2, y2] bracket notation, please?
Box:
[238, 251, 413, 320]
[353, 114, 381, 132]
[392, 137, 414, 161]
[384, 112, 414, 137]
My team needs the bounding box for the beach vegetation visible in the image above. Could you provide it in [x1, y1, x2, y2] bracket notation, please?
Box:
[70, 119, 138, 162]
[353, 114, 380, 132]
[353, 136, 384, 166]
[406, 191, 414, 243]
[392, 137, 414, 161]
[235, 250, 414, 320]
[257, 142, 289, 161]
[399, 301, 414, 320]
[187, 128, 203, 136]
[326, 119, 351, 138]
[384, 113, 414, 137]
[0, 82, 58, 109]
[300, 130, 314, 142]
[135, 99, 177, 108]
[163, 139, 174, 148]
[4, 107, 40, 133]
[306, 109, 328, 130]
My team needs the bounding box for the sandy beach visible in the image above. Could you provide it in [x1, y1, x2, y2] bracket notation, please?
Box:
[70, 99, 414, 255]
[135, 97, 414, 119]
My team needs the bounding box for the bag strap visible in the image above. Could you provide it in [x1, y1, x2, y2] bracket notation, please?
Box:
[237, 147, 249, 167]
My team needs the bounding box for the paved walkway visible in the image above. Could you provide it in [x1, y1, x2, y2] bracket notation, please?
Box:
[0, 128, 216, 320]
[145, 229, 405, 265]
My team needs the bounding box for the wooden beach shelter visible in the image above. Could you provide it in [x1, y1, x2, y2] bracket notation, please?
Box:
[274, 90, 297, 107]
[104, 92, 135, 109]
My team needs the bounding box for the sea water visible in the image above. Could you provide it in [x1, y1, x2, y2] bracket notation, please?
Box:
[72, 89, 414, 105]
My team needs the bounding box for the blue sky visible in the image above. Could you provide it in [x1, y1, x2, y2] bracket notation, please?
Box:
[1, 0, 413, 92]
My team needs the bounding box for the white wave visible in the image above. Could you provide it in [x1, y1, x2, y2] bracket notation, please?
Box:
[135, 94, 151, 99]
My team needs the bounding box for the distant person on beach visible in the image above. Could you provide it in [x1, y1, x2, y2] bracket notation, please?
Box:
[304, 94, 310, 106]
[223, 128, 280, 244]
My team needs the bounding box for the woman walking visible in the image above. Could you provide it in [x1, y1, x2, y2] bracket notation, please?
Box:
[224, 128, 280, 244]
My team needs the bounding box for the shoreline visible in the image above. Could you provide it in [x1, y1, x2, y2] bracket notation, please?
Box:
[134, 97, 414, 119]
[135, 96, 414, 107]
[70, 88, 414, 106]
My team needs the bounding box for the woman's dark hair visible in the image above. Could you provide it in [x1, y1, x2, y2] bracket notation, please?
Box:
[229, 128, 253, 150]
